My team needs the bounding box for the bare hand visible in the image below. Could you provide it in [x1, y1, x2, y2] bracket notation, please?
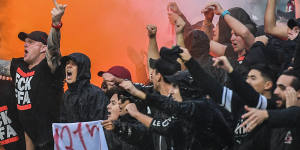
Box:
[119, 80, 138, 95]
[101, 120, 115, 131]
[204, 2, 224, 16]
[201, 6, 215, 22]
[52, 0, 67, 25]
[0, 75, 12, 81]
[212, 56, 233, 73]
[175, 16, 185, 34]
[240, 106, 269, 132]
[179, 47, 192, 62]
[167, 2, 182, 15]
[168, 12, 180, 25]
[125, 103, 139, 118]
[285, 87, 300, 108]
[146, 25, 157, 38]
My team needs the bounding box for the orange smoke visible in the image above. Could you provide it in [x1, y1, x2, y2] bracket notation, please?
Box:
[0, 0, 176, 86]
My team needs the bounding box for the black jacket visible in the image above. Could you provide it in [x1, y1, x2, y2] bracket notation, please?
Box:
[60, 53, 108, 123]
[268, 106, 300, 150]
[110, 114, 155, 150]
[145, 92, 234, 150]
[185, 58, 273, 150]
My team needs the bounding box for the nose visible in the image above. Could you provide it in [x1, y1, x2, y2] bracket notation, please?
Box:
[231, 34, 236, 42]
[246, 78, 250, 84]
[107, 103, 111, 110]
[24, 42, 29, 47]
[274, 87, 279, 95]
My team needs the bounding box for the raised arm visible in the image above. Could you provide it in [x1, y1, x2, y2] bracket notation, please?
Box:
[0, 60, 11, 77]
[296, 0, 300, 18]
[175, 16, 186, 48]
[47, 0, 67, 73]
[206, 2, 255, 49]
[264, 0, 288, 39]
[146, 25, 160, 75]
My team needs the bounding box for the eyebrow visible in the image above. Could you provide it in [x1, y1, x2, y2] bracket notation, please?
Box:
[277, 84, 286, 90]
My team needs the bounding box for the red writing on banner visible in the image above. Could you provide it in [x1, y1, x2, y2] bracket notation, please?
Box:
[53, 122, 102, 150]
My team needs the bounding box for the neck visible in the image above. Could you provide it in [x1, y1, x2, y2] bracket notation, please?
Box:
[238, 49, 246, 58]
[262, 91, 272, 99]
[159, 82, 173, 97]
[28, 55, 45, 69]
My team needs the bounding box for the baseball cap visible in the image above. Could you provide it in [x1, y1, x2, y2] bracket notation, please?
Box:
[18, 31, 48, 45]
[98, 66, 132, 80]
[287, 18, 300, 29]
[149, 58, 181, 77]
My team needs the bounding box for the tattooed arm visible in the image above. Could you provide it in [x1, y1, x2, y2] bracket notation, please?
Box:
[47, 0, 67, 73]
[0, 60, 11, 77]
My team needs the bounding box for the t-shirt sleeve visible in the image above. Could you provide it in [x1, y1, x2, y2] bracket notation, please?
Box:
[10, 58, 23, 80]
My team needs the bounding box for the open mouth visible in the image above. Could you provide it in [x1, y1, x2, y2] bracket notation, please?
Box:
[107, 112, 111, 118]
[66, 70, 73, 80]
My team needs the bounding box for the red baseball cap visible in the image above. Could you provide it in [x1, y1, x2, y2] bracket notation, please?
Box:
[98, 66, 132, 80]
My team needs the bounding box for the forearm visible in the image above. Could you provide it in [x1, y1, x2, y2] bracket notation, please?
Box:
[147, 37, 159, 71]
[0, 60, 11, 77]
[224, 14, 255, 48]
[264, 0, 288, 39]
[293, 37, 300, 70]
[184, 58, 223, 103]
[47, 27, 62, 73]
[209, 41, 227, 56]
[267, 106, 300, 128]
[295, 0, 300, 18]
[176, 33, 185, 48]
[131, 111, 153, 128]
[228, 70, 267, 109]
[145, 93, 196, 118]
[201, 20, 214, 40]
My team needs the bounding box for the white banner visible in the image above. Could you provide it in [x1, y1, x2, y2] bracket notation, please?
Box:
[52, 120, 108, 150]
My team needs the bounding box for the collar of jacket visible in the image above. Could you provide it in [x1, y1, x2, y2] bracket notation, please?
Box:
[67, 79, 90, 92]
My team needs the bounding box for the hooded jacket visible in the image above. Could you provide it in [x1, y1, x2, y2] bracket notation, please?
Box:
[60, 53, 108, 122]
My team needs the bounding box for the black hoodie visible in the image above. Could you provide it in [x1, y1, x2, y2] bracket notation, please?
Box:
[60, 53, 108, 123]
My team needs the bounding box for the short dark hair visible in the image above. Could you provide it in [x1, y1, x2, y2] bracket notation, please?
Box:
[106, 86, 139, 103]
[250, 64, 276, 83]
[282, 70, 300, 91]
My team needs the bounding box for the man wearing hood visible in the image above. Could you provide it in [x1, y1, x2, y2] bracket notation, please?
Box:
[60, 53, 108, 122]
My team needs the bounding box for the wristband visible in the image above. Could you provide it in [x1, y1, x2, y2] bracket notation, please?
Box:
[221, 10, 231, 17]
[52, 22, 63, 29]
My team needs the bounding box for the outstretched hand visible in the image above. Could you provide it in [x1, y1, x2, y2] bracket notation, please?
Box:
[204, 2, 224, 16]
[167, 2, 182, 15]
[212, 56, 233, 73]
[52, 0, 67, 25]
[239, 106, 269, 132]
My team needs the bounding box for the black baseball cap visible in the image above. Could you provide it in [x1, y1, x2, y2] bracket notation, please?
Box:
[18, 31, 48, 45]
[149, 58, 180, 77]
[287, 18, 300, 29]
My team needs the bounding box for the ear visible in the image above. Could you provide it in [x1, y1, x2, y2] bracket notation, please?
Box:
[40, 45, 47, 53]
[157, 73, 162, 82]
[297, 90, 300, 100]
[264, 81, 273, 91]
